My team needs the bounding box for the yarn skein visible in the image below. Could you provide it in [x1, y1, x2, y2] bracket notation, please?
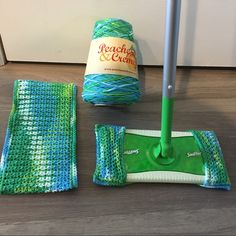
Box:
[82, 18, 141, 105]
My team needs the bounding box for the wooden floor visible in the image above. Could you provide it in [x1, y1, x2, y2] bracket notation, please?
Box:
[0, 62, 236, 235]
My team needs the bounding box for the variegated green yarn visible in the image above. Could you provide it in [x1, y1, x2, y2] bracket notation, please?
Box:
[93, 124, 127, 186]
[191, 130, 231, 190]
[0, 80, 78, 194]
[82, 18, 141, 105]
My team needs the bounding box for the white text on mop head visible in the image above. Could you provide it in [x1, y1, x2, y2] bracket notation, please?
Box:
[186, 152, 201, 158]
[124, 149, 139, 155]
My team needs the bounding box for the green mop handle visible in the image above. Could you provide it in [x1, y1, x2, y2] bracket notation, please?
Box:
[160, 0, 181, 158]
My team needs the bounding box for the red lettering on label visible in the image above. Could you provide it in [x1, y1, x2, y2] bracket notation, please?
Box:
[98, 42, 136, 69]
[98, 43, 106, 54]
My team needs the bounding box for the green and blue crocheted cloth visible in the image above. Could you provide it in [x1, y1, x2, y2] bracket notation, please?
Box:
[0, 80, 78, 194]
[93, 124, 231, 190]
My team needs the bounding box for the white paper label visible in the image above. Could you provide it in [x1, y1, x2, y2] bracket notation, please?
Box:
[85, 37, 138, 79]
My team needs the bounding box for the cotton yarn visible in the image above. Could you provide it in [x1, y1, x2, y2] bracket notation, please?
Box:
[82, 18, 141, 105]
[0, 80, 78, 194]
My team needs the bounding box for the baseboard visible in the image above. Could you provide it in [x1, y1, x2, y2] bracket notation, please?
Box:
[0, 35, 7, 66]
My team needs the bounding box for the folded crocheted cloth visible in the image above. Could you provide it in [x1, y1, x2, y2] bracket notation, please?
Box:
[0, 80, 78, 194]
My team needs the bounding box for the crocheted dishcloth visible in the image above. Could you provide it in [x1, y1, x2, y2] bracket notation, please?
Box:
[0, 80, 77, 194]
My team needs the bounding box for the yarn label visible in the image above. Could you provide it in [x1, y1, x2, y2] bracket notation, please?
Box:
[85, 37, 138, 79]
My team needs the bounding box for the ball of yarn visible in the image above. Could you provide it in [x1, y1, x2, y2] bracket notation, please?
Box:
[82, 18, 141, 105]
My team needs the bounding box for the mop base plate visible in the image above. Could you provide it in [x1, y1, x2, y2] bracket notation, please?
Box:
[124, 129, 205, 184]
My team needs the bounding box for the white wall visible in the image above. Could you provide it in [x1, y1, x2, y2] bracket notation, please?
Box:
[0, 0, 236, 66]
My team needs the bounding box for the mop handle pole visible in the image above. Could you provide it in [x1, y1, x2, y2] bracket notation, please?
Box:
[161, 0, 181, 158]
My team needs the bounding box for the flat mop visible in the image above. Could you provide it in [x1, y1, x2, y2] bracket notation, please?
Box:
[93, 0, 231, 190]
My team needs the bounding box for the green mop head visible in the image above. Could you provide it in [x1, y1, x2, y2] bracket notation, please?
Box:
[93, 124, 231, 190]
[0, 80, 78, 194]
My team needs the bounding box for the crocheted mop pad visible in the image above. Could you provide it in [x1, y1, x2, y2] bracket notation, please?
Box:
[0, 80, 78, 194]
[93, 125, 231, 190]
